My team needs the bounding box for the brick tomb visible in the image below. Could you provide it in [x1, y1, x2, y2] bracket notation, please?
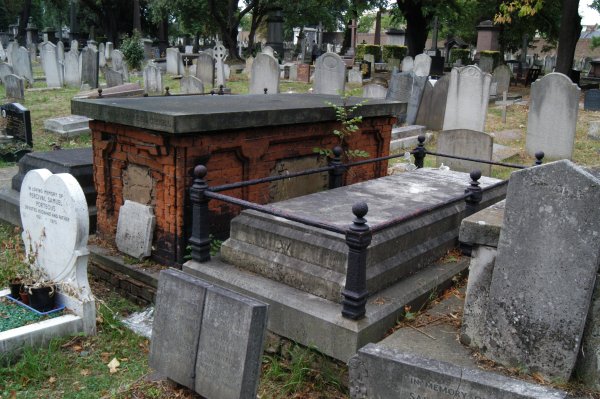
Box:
[72, 94, 402, 265]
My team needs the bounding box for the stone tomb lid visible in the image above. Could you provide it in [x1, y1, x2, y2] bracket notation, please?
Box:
[70, 94, 404, 134]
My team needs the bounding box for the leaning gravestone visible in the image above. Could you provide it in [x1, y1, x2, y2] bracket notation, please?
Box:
[493, 64, 512, 95]
[116, 200, 155, 259]
[150, 268, 268, 399]
[480, 160, 600, 381]
[584, 89, 600, 111]
[526, 73, 580, 160]
[313, 52, 346, 95]
[41, 42, 64, 88]
[196, 51, 214, 88]
[63, 49, 81, 87]
[443, 65, 492, 132]
[436, 129, 493, 176]
[110, 49, 129, 82]
[180, 75, 204, 94]
[104, 68, 124, 87]
[386, 71, 427, 125]
[0, 62, 14, 85]
[13, 46, 34, 85]
[249, 53, 280, 94]
[401, 56, 413, 72]
[413, 53, 431, 77]
[143, 63, 162, 94]
[406, 74, 427, 125]
[1, 102, 33, 146]
[81, 47, 99, 89]
[4, 74, 25, 100]
[423, 74, 449, 130]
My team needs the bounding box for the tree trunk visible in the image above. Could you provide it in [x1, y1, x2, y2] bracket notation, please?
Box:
[133, 0, 141, 33]
[374, 9, 382, 45]
[555, 0, 581, 75]
[158, 17, 169, 54]
[397, 0, 431, 57]
[17, 0, 32, 45]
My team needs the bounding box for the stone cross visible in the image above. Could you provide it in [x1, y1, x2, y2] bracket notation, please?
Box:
[184, 57, 190, 75]
[212, 42, 227, 87]
[495, 91, 514, 124]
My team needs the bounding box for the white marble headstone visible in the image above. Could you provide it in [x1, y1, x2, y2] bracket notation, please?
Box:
[116, 200, 156, 259]
[20, 169, 91, 300]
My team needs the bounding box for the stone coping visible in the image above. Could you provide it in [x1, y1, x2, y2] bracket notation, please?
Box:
[71, 94, 403, 134]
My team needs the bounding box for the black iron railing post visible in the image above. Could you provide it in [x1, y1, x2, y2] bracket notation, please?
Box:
[412, 135, 427, 168]
[342, 202, 372, 320]
[328, 146, 345, 189]
[535, 151, 545, 166]
[464, 170, 483, 217]
[189, 165, 212, 262]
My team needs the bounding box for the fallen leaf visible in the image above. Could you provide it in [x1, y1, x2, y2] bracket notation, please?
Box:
[48, 376, 57, 384]
[100, 352, 111, 362]
[120, 358, 129, 362]
[107, 357, 120, 373]
[80, 369, 91, 376]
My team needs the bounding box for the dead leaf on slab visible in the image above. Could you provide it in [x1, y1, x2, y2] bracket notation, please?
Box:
[80, 369, 91, 376]
[107, 358, 120, 373]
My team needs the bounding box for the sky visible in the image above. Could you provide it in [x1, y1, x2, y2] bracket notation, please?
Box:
[580, 1, 600, 25]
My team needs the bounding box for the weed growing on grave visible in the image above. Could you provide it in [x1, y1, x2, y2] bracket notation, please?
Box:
[313, 91, 369, 161]
[120, 30, 145, 71]
[0, 223, 28, 286]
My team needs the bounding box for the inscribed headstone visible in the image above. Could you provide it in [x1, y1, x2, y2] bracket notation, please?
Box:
[482, 160, 600, 380]
[166, 47, 180, 75]
[0, 42, 5, 61]
[362, 83, 387, 99]
[150, 269, 268, 399]
[64, 49, 81, 87]
[1, 102, 32, 145]
[479, 56, 494, 73]
[436, 129, 493, 175]
[19, 168, 92, 300]
[4, 74, 25, 100]
[401, 56, 413, 72]
[443, 65, 492, 131]
[98, 43, 106, 68]
[116, 200, 155, 259]
[492, 64, 512, 96]
[348, 67, 362, 84]
[413, 53, 432, 77]
[110, 49, 129, 82]
[41, 42, 63, 87]
[180, 75, 204, 94]
[81, 47, 99, 89]
[105, 42, 113, 60]
[526, 72, 580, 160]
[313, 52, 345, 95]
[57, 41, 64, 62]
[104, 68, 124, 87]
[0, 62, 14, 85]
[143, 63, 162, 94]
[584, 89, 600, 111]
[6, 41, 17, 65]
[196, 51, 214, 88]
[184, 45, 193, 54]
[249, 53, 280, 94]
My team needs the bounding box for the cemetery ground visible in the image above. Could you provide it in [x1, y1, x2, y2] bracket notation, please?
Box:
[1, 70, 600, 398]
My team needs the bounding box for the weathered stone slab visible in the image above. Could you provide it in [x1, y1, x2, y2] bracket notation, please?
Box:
[74, 83, 144, 99]
[493, 64, 512, 96]
[180, 75, 204, 94]
[584, 89, 600, 111]
[63, 49, 81, 87]
[526, 73, 579, 160]
[44, 115, 91, 137]
[98, 43, 106, 68]
[249, 53, 279, 94]
[166, 47, 181, 75]
[104, 68, 124, 87]
[413, 53, 431, 77]
[110, 49, 129, 82]
[443, 66, 492, 131]
[0, 62, 14, 85]
[4, 74, 24, 100]
[143, 63, 162, 94]
[361, 83, 387, 99]
[313, 52, 345, 95]
[1, 102, 32, 145]
[406, 73, 427, 125]
[401, 56, 413, 72]
[195, 51, 214, 88]
[483, 160, 600, 380]
[436, 129, 493, 176]
[81, 47, 99, 89]
[150, 269, 268, 399]
[40, 42, 63, 87]
[13, 46, 34, 85]
[116, 200, 155, 259]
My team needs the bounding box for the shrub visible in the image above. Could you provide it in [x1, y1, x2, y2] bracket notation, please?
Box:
[355, 44, 382, 62]
[449, 48, 471, 66]
[382, 45, 407, 62]
[120, 30, 145, 71]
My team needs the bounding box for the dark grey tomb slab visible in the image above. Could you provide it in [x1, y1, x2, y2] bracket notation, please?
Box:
[149, 269, 268, 399]
[1, 102, 32, 146]
[584, 89, 600, 111]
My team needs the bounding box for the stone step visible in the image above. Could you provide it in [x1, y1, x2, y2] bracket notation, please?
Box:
[391, 125, 426, 140]
[390, 132, 433, 153]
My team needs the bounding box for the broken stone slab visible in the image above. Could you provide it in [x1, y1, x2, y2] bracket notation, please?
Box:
[116, 200, 156, 259]
[44, 115, 92, 137]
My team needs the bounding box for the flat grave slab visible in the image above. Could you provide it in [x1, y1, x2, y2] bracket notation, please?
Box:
[43, 115, 91, 137]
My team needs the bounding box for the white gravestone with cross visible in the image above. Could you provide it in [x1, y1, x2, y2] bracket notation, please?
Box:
[212, 41, 228, 87]
[19, 168, 96, 334]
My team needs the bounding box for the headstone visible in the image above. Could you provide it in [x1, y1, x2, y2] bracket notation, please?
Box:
[57, 41, 64, 62]
[262, 46, 274, 58]
[41, 42, 64, 88]
[180, 75, 204, 94]
[479, 56, 494, 73]
[348, 67, 362, 84]
[588, 120, 600, 140]
[480, 160, 600, 380]
[104, 68, 124, 87]
[81, 47, 99, 89]
[6, 41, 17, 65]
[401, 56, 413, 72]
[406, 74, 427, 125]
[166, 47, 180, 75]
[196, 51, 214, 88]
[150, 268, 268, 399]
[288, 63, 298, 81]
[0, 62, 14, 85]
[436, 129, 493, 175]
[13, 46, 34, 85]
[492, 64, 512, 96]
[244, 56, 254, 77]
[526, 72, 580, 160]
[64, 49, 81, 87]
[413, 53, 432, 77]
[19, 168, 93, 302]
[98, 43, 106, 68]
[4, 74, 25, 100]
[70, 40, 79, 52]
[116, 200, 155, 259]
[110, 49, 129, 82]
[185, 45, 193, 54]
[584, 89, 600, 111]
[143, 63, 163, 94]
[387, 58, 400, 72]
[249, 53, 280, 94]
[212, 42, 228, 87]
[443, 65, 492, 132]
[0, 42, 5, 61]
[415, 80, 434, 127]
[386, 71, 427, 125]
[27, 43, 36, 64]
[44, 115, 91, 137]
[105, 42, 113, 60]
[362, 83, 387, 99]
[313, 52, 345, 95]
[1, 102, 32, 146]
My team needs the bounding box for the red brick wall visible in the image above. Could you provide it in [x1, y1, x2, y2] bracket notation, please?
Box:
[91, 116, 395, 265]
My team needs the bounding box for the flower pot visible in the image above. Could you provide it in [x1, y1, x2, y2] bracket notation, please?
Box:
[19, 291, 30, 305]
[28, 285, 56, 312]
[9, 279, 23, 299]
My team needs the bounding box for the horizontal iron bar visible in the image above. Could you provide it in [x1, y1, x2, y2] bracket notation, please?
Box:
[210, 164, 336, 192]
[425, 151, 527, 169]
[204, 191, 347, 235]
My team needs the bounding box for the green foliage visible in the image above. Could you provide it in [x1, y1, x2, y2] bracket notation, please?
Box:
[355, 44, 381, 61]
[592, 36, 600, 51]
[449, 48, 471, 65]
[382, 45, 407, 62]
[120, 30, 145, 71]
[0, 223, 28, 287]
[480, 50, 502, 69]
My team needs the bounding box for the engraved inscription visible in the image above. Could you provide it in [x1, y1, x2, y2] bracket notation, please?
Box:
[24, 185, 69, 225]
[408, 376, 487, 399]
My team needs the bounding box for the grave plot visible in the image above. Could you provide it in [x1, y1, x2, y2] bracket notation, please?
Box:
[0, 168, 96, 357]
